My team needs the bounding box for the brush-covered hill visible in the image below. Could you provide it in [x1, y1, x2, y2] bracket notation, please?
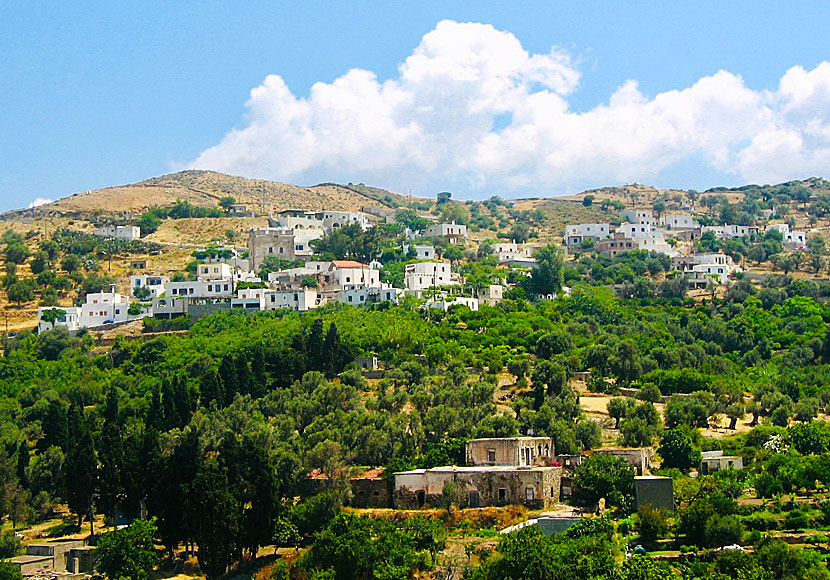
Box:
[4, 170, 421, 218]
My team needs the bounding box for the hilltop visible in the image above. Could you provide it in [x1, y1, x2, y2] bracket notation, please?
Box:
[4, 170, 421, 218]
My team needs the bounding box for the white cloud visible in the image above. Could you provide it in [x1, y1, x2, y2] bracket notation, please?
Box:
[28, 198, 53, 208]
[190, 20, 830, 195]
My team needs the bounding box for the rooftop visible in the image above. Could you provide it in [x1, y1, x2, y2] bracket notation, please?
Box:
[395, 464, 560, 475]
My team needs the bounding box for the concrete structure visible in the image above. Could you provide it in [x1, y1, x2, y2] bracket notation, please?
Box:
[151, 296, 190, 319]
[394, 465, 562, 509]
[130, 274, 169, 298]
[10, 539, 91, 575]
[423, 222, 467, 244]
[564, 224, 611, 247]
[466, 437, 554, 467]
[699, 450, 744, 475]
[634, 476, 674, 512]
[404, 261, 455, 292]
[659, 213, 700, 230]
[593, 447, 654, 476]
[130, 259, 148, 269]
[92, 225, 140, 240]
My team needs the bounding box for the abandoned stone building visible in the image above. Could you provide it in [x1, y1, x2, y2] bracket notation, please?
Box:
[465, 436, 554, 467]
[593, 447, 655, 475]
[393, 465, 562, 509]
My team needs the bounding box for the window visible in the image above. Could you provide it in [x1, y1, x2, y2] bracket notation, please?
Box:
[525, 487, 535, 501]
[487, 449, 496, 462]
[498, 488, 507, 502]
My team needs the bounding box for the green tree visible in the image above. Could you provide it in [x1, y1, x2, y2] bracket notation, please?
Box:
[95, 518, 159, 580]
[524, 244, 564, 297]
[218, 196, 236, 212]
[572, 453, 635, 510]
[658, 429, 702, 473]
[188, 459, 240, 580]
[4, 243, 28, 265]
[66, 429, 97, 530]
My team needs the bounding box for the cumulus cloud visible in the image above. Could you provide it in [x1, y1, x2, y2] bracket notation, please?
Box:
[190, 20, 830, 195]
[28, 198, 53, 208]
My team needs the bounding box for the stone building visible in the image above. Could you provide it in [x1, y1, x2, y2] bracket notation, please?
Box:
[465, 437, 554, 467]
[394, 465, 562, 509]
[593, 447, 654, 475]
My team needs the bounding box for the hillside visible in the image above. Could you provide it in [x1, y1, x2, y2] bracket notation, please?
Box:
[4, 170, 421, 218]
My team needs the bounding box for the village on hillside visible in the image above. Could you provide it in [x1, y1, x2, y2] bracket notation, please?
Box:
[2, 175, 830, 579]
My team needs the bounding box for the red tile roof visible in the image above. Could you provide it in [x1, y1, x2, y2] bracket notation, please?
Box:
[332, 260, 367, 268]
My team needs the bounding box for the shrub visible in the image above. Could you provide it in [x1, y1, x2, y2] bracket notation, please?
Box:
[784, 509, 811, 531]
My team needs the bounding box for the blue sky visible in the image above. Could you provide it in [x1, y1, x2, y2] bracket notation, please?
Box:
[3, 2, 830, 210]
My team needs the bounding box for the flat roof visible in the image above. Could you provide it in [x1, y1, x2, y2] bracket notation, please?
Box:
[10, 555, 52, 563]
[395, 465, 559, 475]
[467, 437, 551, 443]
[634, 476, 672, 481]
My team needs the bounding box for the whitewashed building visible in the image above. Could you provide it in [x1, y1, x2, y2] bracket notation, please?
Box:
[92, 225, 140, 240]
[423, 222, 467, 244]
[129, 275, 169, 298]
[659, 213, 700, 230]
[701, 224, 759, 239]
[404, 262, 456, 293]
[620, 209, 657, 227]
[563, 224, 611, 247]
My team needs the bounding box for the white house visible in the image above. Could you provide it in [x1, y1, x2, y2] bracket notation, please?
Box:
[79, 292, 132, 327]
[620, 209, 656, 227]
[659, 213, 700, 230]
[270, 209, 371, 232]
[403, 244, 436, 260]
[675, 253, 741, 288]
[166, 279, 234, 299]
[41, 292, 145, 331]
[129, 275, 169, 298]
[338, 287, 403, 306]
[427, 296, 479, 312]
[263, 288, 319, 312]
[423, 222, 467, 244]
[596, 232, 676, 258]
[616, 223, 653, 238]
[702, 224, 758, 239]
[479, 285, 504, 306]
[327, 261, 381, 290]
[92, 225, 141, 240]
[404, 261, 456, 292]
[197, 263, 233, 280]
[766, 224, 806, 247]
[37, 306, 82, 333]
[563, 224, 611, 247]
